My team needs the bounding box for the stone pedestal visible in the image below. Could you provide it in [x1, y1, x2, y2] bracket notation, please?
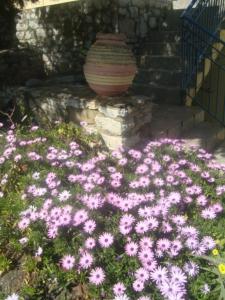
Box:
[67, 92, 153, 150]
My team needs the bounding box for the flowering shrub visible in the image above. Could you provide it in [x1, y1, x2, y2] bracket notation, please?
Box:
[0, 121, 225, 300]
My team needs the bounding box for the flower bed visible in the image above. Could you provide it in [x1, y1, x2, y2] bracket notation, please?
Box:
[0, 122, 225, 300]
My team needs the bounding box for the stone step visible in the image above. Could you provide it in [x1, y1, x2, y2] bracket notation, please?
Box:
[214, 140, 225, 163]
[147, 31, 181, 43]
[131, 83, 181, 104]
[150, 104, 205, 139]
[134, 68, 181, 86]
[137, 55, 181, 70]
[138, 42, 180, 56]
[182, 121, 225, 152]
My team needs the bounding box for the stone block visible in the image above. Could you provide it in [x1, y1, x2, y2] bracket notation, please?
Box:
[98, 95, 153, 118]
[99, 103, 133, 118]
[29, 95, 67, 125]
[24, 85, 96, 126]
[95, 113, 135, 136]
[152, 8, 161, 17]
[100, 130, 141, 150]
[119, 18, 136, 38]
[66, 97, 99, 110]
[140, 18, 148, 38]
[29, 20, 40, 30]
[149, 16, 157, 28]
[119, 8, 128, 15]
[16, 22, 27, 32]
[131, 0, 147, 8]
[68, 107, 98, 124]
[0, 267, 26, 295]
[24, 31, 32, 40]
[129, 6, 139, 18]
[119, 0, 131, 7]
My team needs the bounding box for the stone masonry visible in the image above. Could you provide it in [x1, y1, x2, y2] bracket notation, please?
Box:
[93, 95, 153, 149]
[15, 0, 172, 76]
[68, 93, 153, 149]
[18, 84, 153, 150]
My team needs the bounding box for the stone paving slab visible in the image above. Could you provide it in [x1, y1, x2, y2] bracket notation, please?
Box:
[182, 122, 225, 152]
[150, 104, 204, 138]
[215, 141, 225, 163]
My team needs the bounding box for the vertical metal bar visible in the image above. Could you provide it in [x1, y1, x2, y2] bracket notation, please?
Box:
[215, 64, 220, 119]
[208, 58, 213, 114]
[181, 0, 225, 126]
[223, 85, 225, 125]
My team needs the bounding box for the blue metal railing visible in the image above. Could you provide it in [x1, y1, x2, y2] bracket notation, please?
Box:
[181, 0, 225, 125]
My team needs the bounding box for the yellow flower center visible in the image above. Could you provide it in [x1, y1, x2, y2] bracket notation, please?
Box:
[212, 249, 219, 256]
[218, 264, 225, 275]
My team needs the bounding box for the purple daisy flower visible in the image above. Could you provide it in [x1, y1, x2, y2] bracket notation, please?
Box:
[150, 266, 168, 284]
[183, 261, 199, 277]
[98, 232, 114, 248]
[113, 282, 126, 296]
[61, 255, 75, 270]
[89, 267, 105, 286]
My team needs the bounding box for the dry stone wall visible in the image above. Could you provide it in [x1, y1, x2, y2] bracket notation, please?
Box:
[15, 0, 172, 76]
[14, 84, 153, 149]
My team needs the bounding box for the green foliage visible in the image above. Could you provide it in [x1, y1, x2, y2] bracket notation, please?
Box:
[0, 122, 101, 298]
[0, 255, 11, 273]
[0, 122, 225, 299]
[196, 253, 225, 300]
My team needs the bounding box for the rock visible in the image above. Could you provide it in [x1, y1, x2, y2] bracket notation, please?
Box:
[129, 6, 139, 18]
[55, 284, 89, 300]
[24, 31, 33, 40]
[86, 99, 99, 110]
[119, 8, 128, 15]
[119, 0, 131, 7]
[84, 124, 98, 135]
[99, 103, 133, 118]
[66, 97, 88, 109]
[140, 18, 148, 37]
[131, 0, 147, 8]
[42, 54, 51, 64]
[28, 19, 40, 30]
[29, 95, 67, 125]
[26, 87, 69, 125]
[153, 8, 161, 17]
[16, 22, 27, 31]
[16, 31, 25, 40]
[0, 267, 26, 295]
[95, 113, 135, 135]
[36, 28, 46, 39]
[119, 18, 136, 38]
[23, 85, 97, 126]
[149, 16, 157, 28]
[68, 107, 98, 124]
[66, 97, 98, 110]
[100, 130, 141, 150]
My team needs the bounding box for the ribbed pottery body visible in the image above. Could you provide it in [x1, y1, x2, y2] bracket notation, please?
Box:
[84, 33, 137, 97]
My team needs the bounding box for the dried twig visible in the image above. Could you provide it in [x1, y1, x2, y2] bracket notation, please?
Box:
[0, 106, 15, 126]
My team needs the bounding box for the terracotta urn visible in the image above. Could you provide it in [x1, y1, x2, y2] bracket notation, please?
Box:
[84, 33, 137, 97]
